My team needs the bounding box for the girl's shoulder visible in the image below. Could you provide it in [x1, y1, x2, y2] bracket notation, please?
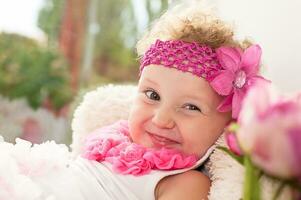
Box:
[155, 170, 210, 200]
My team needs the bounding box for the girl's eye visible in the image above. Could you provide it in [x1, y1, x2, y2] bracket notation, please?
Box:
[183, 104, 201, 112]
[144, 90, 160, 101]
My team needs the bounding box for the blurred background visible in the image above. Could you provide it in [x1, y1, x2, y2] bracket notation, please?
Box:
[0, 0, 300, 145]
[0, 0, 169, 144]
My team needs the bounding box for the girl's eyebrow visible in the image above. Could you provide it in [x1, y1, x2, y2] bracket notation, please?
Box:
[143, 78, 159, 86]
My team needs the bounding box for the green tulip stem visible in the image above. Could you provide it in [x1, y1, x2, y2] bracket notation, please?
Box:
[243, 156, 261, 200]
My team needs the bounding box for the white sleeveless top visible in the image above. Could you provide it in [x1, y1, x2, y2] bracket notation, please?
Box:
[68, 145, 214, 200]
[0, 137, 213, 200]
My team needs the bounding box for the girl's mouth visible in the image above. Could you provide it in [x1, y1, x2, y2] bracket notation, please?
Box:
[147, 131, 180, 148]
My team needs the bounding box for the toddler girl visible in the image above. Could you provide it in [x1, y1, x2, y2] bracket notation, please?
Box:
[0, 2, 267, 200]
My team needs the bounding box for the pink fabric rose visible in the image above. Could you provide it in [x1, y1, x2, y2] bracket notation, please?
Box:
[82, 120, 130, 161]
[143, 148, 197, 170]
[117, 120, 130, 136]
[106, 143, 153, 176]
[82, 138, 117, 161]
[237, 82, 301, 179]
[210, 45, 268, 118]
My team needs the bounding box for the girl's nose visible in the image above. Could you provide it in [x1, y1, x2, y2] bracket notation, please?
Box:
[151, 106, 175, 129]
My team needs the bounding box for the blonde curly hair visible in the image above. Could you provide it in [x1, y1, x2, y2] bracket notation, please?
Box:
[136, 1, 251, 57]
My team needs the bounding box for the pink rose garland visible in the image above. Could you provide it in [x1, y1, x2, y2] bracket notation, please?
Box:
[82, 120, 197, 176]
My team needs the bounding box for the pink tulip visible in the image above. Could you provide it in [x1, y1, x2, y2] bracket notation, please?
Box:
[225, 132, 243, 156]
[237, 82, 301, 179]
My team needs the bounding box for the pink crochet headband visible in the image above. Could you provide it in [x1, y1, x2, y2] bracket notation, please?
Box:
[140, 39, 268, 119]
[140, 40, 223, 81]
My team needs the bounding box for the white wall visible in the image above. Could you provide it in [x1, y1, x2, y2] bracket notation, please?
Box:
[213, 0, 301, 93]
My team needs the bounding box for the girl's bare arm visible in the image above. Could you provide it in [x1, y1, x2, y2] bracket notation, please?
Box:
[156, 170, 211, 200]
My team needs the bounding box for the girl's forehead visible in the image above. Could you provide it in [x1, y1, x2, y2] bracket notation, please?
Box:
[140, 65, 209, 89]
[139, 66, 221, 104]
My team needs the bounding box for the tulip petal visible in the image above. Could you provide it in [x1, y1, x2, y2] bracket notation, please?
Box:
[288, 128, 301, 176]
[241, 45, 262, 76]
[210, 71, 235, 95]
[296, 93, 301, 105]
[225, 133, 243, 156]
[238, 81, 274, 124]
[216, 47, 241, 72]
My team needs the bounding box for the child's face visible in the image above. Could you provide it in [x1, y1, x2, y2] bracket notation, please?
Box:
[129, 66, 231, 157]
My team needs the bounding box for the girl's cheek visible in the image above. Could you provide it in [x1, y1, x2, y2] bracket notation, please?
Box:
[132, 104, 146, 116]
[130, 104, 148, 124]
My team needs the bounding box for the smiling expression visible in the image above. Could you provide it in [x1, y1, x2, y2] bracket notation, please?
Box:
[128, 65, 232, 157]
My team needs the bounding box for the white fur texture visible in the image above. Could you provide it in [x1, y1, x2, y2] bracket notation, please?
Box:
[207, 137, 244, 200]
[71, 84, 292, 199]
[71, 84, 137, 155]
[208, 140, 292, 200]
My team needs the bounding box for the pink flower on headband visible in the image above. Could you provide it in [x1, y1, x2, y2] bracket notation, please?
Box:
[210, 45, 268, 118]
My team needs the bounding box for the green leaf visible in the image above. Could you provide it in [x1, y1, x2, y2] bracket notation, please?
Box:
[227, 122, 240, 132]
